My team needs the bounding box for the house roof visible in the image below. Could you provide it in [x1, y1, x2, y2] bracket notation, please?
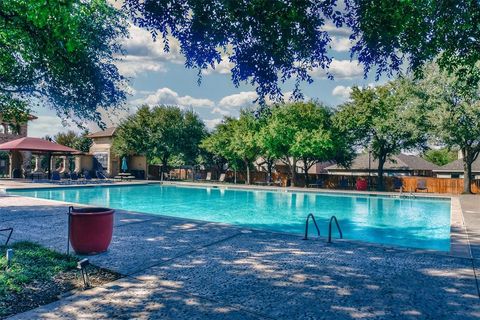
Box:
[326, 153, 440, 171]
[0, 137, 79, 153]
[434, 157, 480, 173]
[86, 127, 116, 138]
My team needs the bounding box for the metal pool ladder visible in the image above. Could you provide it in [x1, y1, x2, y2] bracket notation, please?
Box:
[328, 216, 343, 243]
[303, 213, 320, 240]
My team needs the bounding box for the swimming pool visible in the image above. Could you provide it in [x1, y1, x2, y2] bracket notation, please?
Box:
[7, 184, 451, 251]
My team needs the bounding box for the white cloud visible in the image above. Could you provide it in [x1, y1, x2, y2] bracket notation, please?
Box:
[135, 87, 215, 109]
[330, 36, 352, 52]
[218, 91, 258, 109]
[115, 24, 184, 78]
[310, 59, 363, 79]
[28, 116, 78, 138]
[212, 107, 232, 116]
[323, 21, 352, 37]
[332, 85, 352, 100]
[204, 118, 223, 130]
[117, 55, 167, 77]
[203, 56, 234, 75]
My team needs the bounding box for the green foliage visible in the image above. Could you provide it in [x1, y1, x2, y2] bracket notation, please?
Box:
[203, 101, 351, 186]
[334, 78, 428, 190]
[0, 0, 128, 125]
[422, 149, 458, 167]
[0, 95, 30, 128]
[418, 63, 480, 193]
[0, 242, 76, 296]
[113, 105, 206, 174]
[53, 130, 92, 153]
[260, 101, 350, 186]
[345, 1, 480, 84]
[202, 110, 260, 184]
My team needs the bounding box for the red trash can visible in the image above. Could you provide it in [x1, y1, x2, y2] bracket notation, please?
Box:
[356, 178, 368, 191]
[68, 206, 114, 255]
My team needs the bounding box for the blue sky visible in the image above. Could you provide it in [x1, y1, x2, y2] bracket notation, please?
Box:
[28, 21, 382, 137]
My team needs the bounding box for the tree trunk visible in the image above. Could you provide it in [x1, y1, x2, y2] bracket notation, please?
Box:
[244, 159, 251, 185]
[161, 155, 168, 181]
[145, 157, 149, 180]
[303, 159, 309, 188]
[377, 155, 386, 191]
[290, 157, 297, 187]
[463, 157, 473, 194]
[267, 159, 273, 183]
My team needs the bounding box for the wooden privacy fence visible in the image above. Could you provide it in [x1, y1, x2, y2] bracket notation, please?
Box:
[163, 166, 479, 194]
[399, 176, 480, 194]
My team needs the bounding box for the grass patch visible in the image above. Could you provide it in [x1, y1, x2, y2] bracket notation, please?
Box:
[0, 242, 120, 318]
[0, 242, 77, 295]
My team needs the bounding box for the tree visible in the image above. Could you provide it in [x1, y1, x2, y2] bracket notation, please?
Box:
[53, 130, 92, 153]
[123, 0, 344, 102]
[0, 0, 127, 124]
[344, 1, 480, 84]
[113, 105, 205, 179]
[260, 101, 350, 187]
[229, 111, 261, 185]
[201, 111, 260, 185]
[124, 1, 480, 101]
[418, 63, 480, 193]
[422, 149, 458, 167]
[334, 79, 428, 191]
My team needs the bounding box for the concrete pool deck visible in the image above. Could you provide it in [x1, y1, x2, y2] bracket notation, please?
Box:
[0, 186, 479, 319]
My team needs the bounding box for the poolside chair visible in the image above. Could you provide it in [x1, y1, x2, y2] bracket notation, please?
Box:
[83, 171, 94, 184]
[415, 179, 428, 193]
[51, 171, 62, 183]
[393, 178, 403, 192]
[197, 172, 212, 182]
[338, 178, 349, 189]
[70, 171, 79, 181]
[162, 172, 170, 181]
[309, 178, 323, 188]
[217, 173, 226, 183]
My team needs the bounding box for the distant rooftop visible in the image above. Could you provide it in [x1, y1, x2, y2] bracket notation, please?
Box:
[435, 157, 480, 173]
[326, 153, 440, 171]
[86, 127, 116, 138]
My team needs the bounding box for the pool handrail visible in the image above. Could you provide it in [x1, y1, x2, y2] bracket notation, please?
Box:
[303, 213, 320, 240]
[328, 216, 343, 243]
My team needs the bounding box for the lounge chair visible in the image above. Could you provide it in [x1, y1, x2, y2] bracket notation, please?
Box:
[338, 178, 349, 189]
[83, 171, 95, 184]
[393, 178, 403, 192]
[415, 179, 428, 192]
[50, 171, 63, 184]
[255, 176, 271, 186]
[198, 172, 212, 182]
[217, 173, 226, 183]
[309, 179, 324, 188]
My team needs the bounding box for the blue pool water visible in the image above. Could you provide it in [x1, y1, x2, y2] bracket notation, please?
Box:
[8, 184, 451, 251]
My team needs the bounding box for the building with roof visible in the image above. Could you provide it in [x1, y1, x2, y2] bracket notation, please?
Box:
[86, 127, 147, 178]
[434, 157, 480, 179]
[0, 114, 37, 176]
[325, 153, 439, 177]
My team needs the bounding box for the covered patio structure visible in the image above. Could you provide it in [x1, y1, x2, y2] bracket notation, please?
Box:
[0, 137, 80, 179]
